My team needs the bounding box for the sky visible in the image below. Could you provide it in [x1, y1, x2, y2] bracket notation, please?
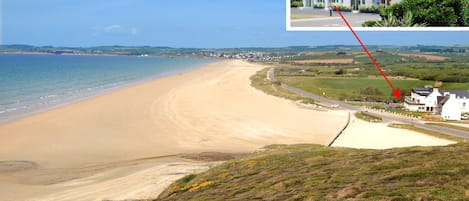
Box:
[1, 0, 469, 48]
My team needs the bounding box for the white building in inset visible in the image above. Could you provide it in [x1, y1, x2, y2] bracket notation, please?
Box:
[301, 0, 401, 10]
[404, 86, 469, 120]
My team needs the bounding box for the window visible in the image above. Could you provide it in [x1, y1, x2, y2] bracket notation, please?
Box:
[362, 0, 365, 4]
[464, 102, 466, 107]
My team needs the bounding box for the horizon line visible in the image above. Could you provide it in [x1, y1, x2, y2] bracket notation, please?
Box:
[2, 44, 469, 49]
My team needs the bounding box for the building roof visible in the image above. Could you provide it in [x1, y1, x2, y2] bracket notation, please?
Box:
[440, 90, 469, 99]
[411, 86, 469, 99]
[411, 87, 433, 96]
[437, 95, 450, 106]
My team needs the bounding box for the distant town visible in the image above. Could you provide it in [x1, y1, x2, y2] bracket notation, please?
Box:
[0, 44, 467, 62]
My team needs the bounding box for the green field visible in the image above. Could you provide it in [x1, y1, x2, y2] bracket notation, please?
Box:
[353, 52, 423, 64]
[278, 76, 437, 101]
[281, 51, 469, 83]
[278, 76, 469, 102]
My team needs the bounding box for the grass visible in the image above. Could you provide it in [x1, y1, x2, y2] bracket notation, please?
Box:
[355, 112, 382, 122]
[300, 97, 316, 105]
[354, 52, 421, 64]
[279, 76, 435, 101]
[426, 123, 469, 132]
[384, 109, 430, 117]
[156, 143, 469, 201]
[250, 68, 304, 101]
[279, 76, 469, 102]
[389, 123, 465, 142]
[273, 53, 469, 118]
[370, 105, 431, 117]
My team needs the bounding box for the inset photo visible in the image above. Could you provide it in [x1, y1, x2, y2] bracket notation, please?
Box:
[287, 0, 469, 30]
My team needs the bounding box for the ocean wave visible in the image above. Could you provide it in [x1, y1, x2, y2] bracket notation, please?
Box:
[0, 107, 18, 114]
[39, 94, 58, 100]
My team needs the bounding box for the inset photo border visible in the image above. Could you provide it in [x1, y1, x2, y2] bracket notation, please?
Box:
[286, 0, 469, 31]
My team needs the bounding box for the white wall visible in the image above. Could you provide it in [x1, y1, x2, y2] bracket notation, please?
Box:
[405, 103, 423, 112]
[425, 89, 441, 108]
[410, 92, 427, 105]
[457, 98, 469, 113]
[441, 94, 462, 120]
[364, 0, 374, 6]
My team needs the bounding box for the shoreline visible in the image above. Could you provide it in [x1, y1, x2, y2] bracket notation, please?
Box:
[0, 51, 218, 60]
[0, 55, 218, 124]
[0, 59, 348, 167]
[0, 59, 348, 200]
[0, 59, 459, 201]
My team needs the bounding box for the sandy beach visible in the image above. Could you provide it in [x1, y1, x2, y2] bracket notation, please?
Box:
[0, 60, 458, 200]
[0, 60, 348, 200]
[332, 116, 456, 149]
[0, 60, 347, 167]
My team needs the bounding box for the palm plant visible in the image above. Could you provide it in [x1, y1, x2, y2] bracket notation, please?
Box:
[374, 11, 428, 27]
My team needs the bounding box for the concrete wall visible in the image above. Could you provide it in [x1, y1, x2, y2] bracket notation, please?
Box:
[405, 103, 424, 112]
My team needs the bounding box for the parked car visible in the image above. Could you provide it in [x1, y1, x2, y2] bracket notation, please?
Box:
[330, 104, 340, 108]
[462, 114, 469, 120]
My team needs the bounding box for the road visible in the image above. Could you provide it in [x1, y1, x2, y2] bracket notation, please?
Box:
[290, 7, 381, 27]
[268, 68, 469, 139]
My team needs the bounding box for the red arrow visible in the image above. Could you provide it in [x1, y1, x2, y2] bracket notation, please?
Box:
[332, 5, 401, 99]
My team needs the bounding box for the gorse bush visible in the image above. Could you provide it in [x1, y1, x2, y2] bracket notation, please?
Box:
[383, 0, 469, 26]
[363, 0, 469, 26]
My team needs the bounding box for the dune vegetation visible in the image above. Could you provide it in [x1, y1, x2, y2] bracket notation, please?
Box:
[156, 143, 469, 201]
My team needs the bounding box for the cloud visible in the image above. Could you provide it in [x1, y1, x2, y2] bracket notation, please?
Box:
[103, 25, 122, 32]
[93, 24, 139, 36]
[130, 27, 138, 35]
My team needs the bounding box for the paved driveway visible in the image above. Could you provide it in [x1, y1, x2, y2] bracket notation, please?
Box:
[291, 7, 381, 27]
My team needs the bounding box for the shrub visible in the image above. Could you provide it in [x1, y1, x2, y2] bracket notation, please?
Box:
[301, 98, 316, 105]
[363, 11, 428, 27]
[291, 0, 304, 7]
[380, 0, 469, 26]
[335, 68, 347, 75]
[363, 20, 379, 27]
[360, 87, 383, 95]
[176, 174, 197, 187]
[333, 4, 352, 12]
[359, 5, 382, 13]
[314, 3, 325, 8]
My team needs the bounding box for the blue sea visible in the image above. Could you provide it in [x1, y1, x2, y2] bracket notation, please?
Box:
[0, 54, 215, 123]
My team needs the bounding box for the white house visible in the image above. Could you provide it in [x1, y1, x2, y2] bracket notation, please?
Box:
[437, 94, 461, 120]
[404, 86, 469, 120]
[301, 0, 401, 10]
